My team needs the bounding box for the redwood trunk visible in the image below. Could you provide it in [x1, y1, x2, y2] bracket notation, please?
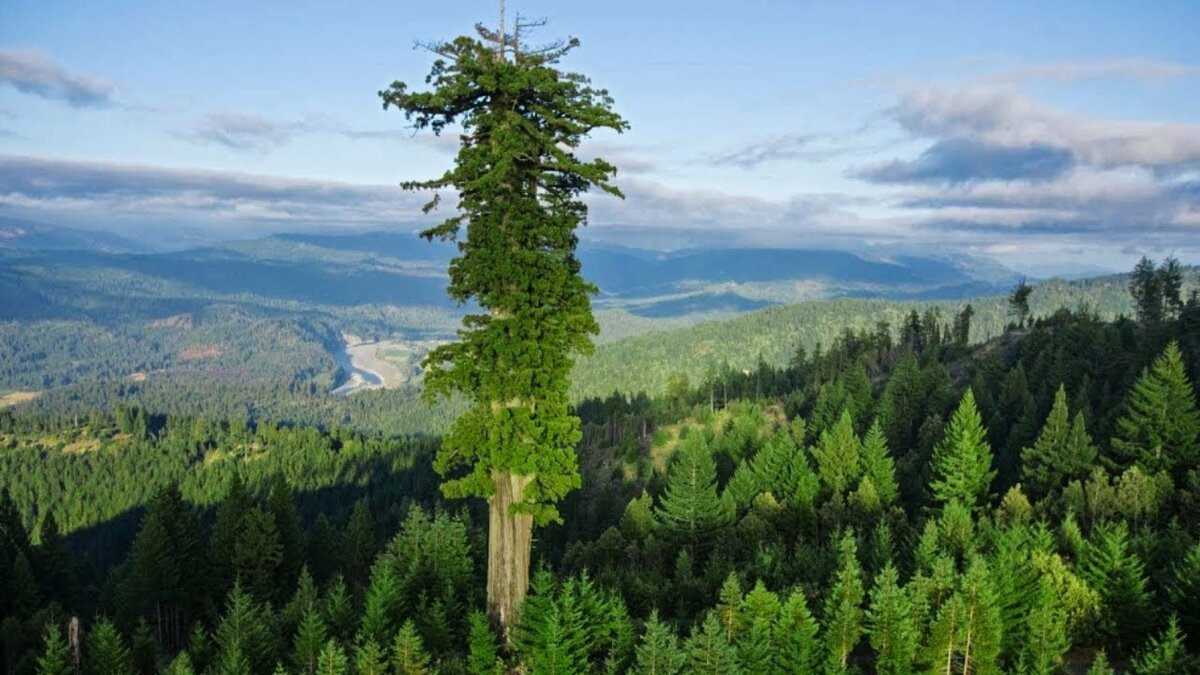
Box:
[487, 470, 534, 643]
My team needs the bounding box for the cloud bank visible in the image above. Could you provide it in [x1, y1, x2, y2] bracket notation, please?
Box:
[0, 49, 116, 108]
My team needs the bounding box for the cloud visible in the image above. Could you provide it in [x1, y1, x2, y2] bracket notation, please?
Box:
[889, 86, 1200, 171]
[179, 112, 459, 152]
[859, 139, 1074, 184]
[984, 58, 1200, 84]
[0, 49, 116, 108]
[710, 134, 817, 169]
[0, 154, 428, 231]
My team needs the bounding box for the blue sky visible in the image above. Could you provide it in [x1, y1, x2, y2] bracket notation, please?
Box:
[2, 0, 1199, 274]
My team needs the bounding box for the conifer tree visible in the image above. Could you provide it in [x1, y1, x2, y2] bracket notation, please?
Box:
[867, 564, 917, 675]
[267, 474, 305, 589]
[307, 515, 338, 584]
[210, 474, 254, 595]
[811, 411, 863, 494]
[130, 619, 157, 675]
[859, 419, 899, 507]
[655, 436, 729, 542]
[1087, 650, 1115, 675]
[1018, 581, 1069, 675]
[322, 577, 355, 642]
[633, 611, 684, 675]
[293, 606, 326, 675]
[774, 588, 820, 673]
[392, 621, 431, 675]
[823, 532, 865, 672]
[1080, 523, 1152, 654]
[315, 639, 348, 675]
[352, 636, 387, 675]
[467, 611, 502, 675]
[36, 513, 72, 606]
[380, 14, 627, 638]
[359, 558, 402, 647]
[685, 614, 741, 675]
[215, 582, 272, 675]
[1130, 616, 1185, 675]
[716, 572, 744, 642]
[958, 558, 1003, 675]
[36, 622, 71, 675]
[1112, 341, 1200, 478]
[1023, 385, 1097, 498]
[163, 652, 196, 675]
[930, 390, 996, 511]
[340, 499, 376, 591]
[85, 617, 133, 675]
[737, 582, 779, 675]
[233, 507, 284, 602]
[1167, 542, 1200, 649]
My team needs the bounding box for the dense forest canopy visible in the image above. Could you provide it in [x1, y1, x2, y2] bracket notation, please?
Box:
[3, 256, 1200, 673]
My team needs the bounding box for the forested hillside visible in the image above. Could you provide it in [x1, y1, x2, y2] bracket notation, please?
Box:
[3, 261, 1198, 673]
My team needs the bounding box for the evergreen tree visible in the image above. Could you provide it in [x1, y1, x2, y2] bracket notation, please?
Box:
[859, 419, 899, 507]
[267, 474, 305, 590]
[307, 515, 338, 584]
[1130, 616, 1185, 675]
[293, 606, 326, 675]
[392, 621, 431, 675]
[812, 411, 863, 494]
[1080, 523, 1152, 654]
[774, 588, 820, 673]
[381, 15, 628, 639]
[36, 622, 71, 675]
[315, 639, 348, 675]
[930, 390, 996, 511]
[233, 507, 284, 602]
[633, 611, 684, 675]
[1018, 581, 1069, 675]
[685, 614, 741, 675]
[1022, 385, 1097, 498]
[716, 572, 744, 642]
[85, 617, 133, 675]
[1166, 542, 1200, 649]
[823, 532, 865, 672]
[1112, 341, 1200, 478]
[163, 652, 196, 675]
[352, 636, 387, 675]
[130, 619, 157, 675]
[738, 582, 779, 675]
[655, 435, 729, 542]
[36, 513, 73, 606]
[867, 564, 917, 675]
[340, 499, 376, 590]
[467, 611, 502, 675]
[215, 582, 272, 675]
[359, 557, 402, 647]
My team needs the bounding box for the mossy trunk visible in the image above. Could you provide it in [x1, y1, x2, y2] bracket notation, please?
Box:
[488, 470, 534, 644]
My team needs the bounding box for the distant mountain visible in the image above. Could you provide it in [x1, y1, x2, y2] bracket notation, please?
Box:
[0, 218, 144, 253]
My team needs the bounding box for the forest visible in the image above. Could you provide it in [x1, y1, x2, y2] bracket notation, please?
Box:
[2, 256, 1199, 673]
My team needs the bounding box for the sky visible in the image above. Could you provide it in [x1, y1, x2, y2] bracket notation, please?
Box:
[2, 0, 1199, 275]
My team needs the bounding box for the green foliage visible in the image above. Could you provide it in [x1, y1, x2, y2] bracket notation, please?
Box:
[867, 564, 917, 675]
[1080, 522, 1152, 654]
[467, 611, 502, 675]
[392, 621, 431, 675]
[634, 611, 685, 675]
[1113, 341, 1200, 478]
[1131, 616, 1186, 675]
[1022, 385, 1097, 499]
[315, 639, 348, 675]
[85, 617, 133, 675]
[930, 390, 996, 511]
[685, 613, 741, 675]
[655, 435, 729, 541]
[811, 411, 862, 494]
[859, 419, 899, 508]
[293, 606, 326, 675]
[823, 532, 865, 672]
[35, 622, 70, 675]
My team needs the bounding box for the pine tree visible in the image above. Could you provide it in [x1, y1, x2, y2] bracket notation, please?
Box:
[738, 582, 779, 675]
[867, 564, 916, 675]
[315, 639, 348, 675]
[130, 619, 157, 675]
[215, 581, 272, 675]
[381, 16, 628, 640]
[467, 611, 502, 675]
[716, 572, 744, 642]
[267, 474, 305, 591]
[1080, 522, 1152, 655]
[1022, 385, 1097, 498]
[775, 588, 820, 673]
[163, 652, 196, 675]
[811, 411, 863, 494]
[85, 617, 133, 675]
[307, 514, 338, 584]
[1166, 542, 1200, 650]
[352, 635, 387, 675]
[823, 532, 865, 672]
[340, 499, 376, 590]
[655, 435, 729, 542]
[633, 611, 684, 675]
[1018, 581, 1069, 675]
[293, 606, 326, 675]
[958, 558, 1003, 675]
[233, 506, 284, 602]
[930, 390, 996, 511]
[36, 622, 71, 675]
[392, 621, 431, 675]
[1130, 616, 1185, 675]
[859, 419, 899, 507]
[359, 557, 402, 647]
[1112, 341, 1200, 478]
[322, 577, 355, 642]
[210, 474, 254, 595]
[685, 614, 741, 675]
[36, 513, 73, 606]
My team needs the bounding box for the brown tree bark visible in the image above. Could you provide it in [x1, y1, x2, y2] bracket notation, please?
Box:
[487, 470, 534, 644]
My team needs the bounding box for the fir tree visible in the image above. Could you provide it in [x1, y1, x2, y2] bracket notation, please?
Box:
[775, 588, 820, 673]
[163, 652, 196, 675]
[392, 621, 431, 675]
[633, 611, 684, 675]
[130, 619, 157, 675]
[359, 557, 402, 647]
[1087, 650, 1115, 675]
[1018, 581, 1069, 675]
[307, 514, 338, 584]
[738, 582, 779, 675]
[823, 532, 865, 672]
[85, 617, 133, 675]
[1112, 341, 1200, 478]
[267, 474, 305, 590]
[716, 572, 744, 642]
[1130, 616, 1185, 675]
[860, 419, 899, 507]
[293, 606, 326, 675]
[930, 390, 996, 511]
[315, 639, 348, 675]
[340, 499, 376, 591]
[655, 435, 729, 542]
[352, 635, 387, 675]
[322, 577, 355, 642]
[811, 410, 863, 494]
[467, 611, 502, 675]
[685, 614, 741, 675]
[215, 582, 272, 675]
[1080, 522, 1152, 655]
[1022, 385, 1097, 498]
[36, 622, 71, 675]
[1166, 542, 1200, 649]
[867, 564, 917, 675]
[210, 474, 254, 595]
